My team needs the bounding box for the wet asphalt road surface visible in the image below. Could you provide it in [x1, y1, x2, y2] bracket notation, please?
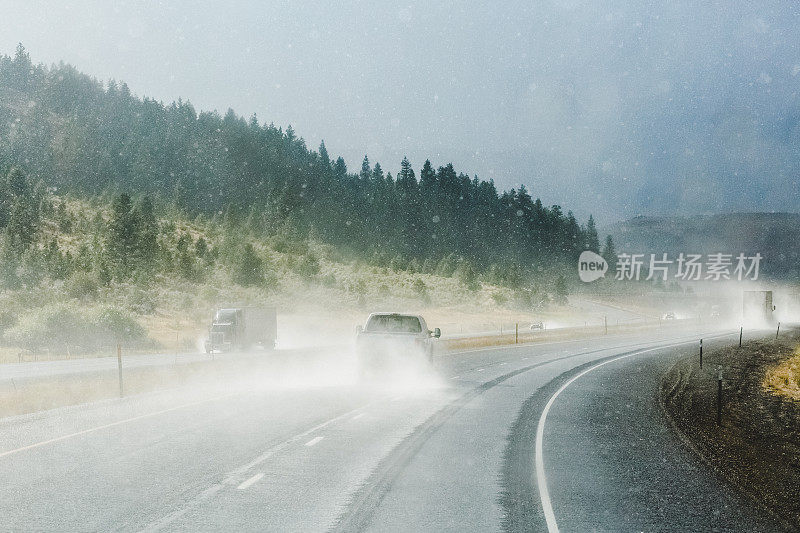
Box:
[0, 327, 785, 532]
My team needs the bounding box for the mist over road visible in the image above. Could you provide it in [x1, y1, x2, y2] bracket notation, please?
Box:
[0, 329, 784, 531]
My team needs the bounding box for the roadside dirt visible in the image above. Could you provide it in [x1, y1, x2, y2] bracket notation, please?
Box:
[661, 330, 800, 530]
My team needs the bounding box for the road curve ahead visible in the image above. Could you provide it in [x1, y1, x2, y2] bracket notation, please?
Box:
[0, 328, 785, 532]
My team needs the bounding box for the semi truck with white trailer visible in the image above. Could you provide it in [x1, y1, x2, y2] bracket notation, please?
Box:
[204, 306, 277, 353]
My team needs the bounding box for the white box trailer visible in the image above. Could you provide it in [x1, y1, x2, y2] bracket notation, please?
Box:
[742, 290, 775, 325]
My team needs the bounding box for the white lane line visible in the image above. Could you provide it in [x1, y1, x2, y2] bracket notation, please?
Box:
[305, 436, 324, 447]
[352, 413, 365, 420]
[143, 403, 368, 531]
[534, 335, 732, 533]
[450, 375, 460, 380]
[477, 368, 485, 372]
[0, 392, 239, 460]
[237, 473, 264, 490]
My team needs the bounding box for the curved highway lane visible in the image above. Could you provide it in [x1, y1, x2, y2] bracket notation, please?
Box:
[0, 328, 784, 531]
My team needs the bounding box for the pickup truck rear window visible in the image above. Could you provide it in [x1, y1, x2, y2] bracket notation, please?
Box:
[365, 315, 422, 333]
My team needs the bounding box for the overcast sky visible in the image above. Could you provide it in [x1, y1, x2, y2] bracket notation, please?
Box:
[1, 1, 799, 222]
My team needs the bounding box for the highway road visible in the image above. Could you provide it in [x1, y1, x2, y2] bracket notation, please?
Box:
[0, 327, 786, 532]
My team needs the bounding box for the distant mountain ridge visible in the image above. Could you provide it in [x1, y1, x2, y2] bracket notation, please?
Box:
[606, 212, 800, 280]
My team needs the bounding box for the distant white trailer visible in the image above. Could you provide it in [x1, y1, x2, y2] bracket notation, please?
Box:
[742, 290, 775, 325]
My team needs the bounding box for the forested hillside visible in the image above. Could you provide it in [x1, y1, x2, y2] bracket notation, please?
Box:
[0, 45, 606, 275]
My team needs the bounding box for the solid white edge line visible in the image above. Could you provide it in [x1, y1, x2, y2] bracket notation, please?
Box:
[534, 333, 733, 533]
[0, 392, 239, 460]
[237, 472, 264, 490]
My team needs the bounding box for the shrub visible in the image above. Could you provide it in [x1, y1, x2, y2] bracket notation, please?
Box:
[0, 310, 17, 335]
[272, 235, 308, 255]
[86, 306, 146, 344]
[412, 278, 431, 304]
[4, 303, 83, 350]
[125, 286, 157, 314]
[456, 261, 480, 291]
[3, 303, 146, 351]
[491, 292, 508, 306]
[389, 255, 407, 272]
[64, 270, 100, 300]
[436, 253, 459, 277]
[296, 253, 320, 279]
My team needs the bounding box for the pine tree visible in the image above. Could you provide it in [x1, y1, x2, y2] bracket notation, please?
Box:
[133, 196, 158, 269]
[585, 215, 600, 252]
[232, 243, 263, 286]
[419, 159, 436, 191]
[107, 193, 138, 276]
[371, 162, 384, 184]
[195, 237, 208, 258]
[5, 168, 38, 252]
[554, 274, 569, 305]
[318, 141, 331, 168]
[360, 156, 371, 181]
[176, 233, 194, 279]
[398, 156, 415, 189]
[602, 235, 617, 273]
[333, 157, 348, 177]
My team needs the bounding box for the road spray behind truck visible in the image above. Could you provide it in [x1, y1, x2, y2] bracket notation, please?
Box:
[204, 307, 277, 353]
[742, 290, 775, 325]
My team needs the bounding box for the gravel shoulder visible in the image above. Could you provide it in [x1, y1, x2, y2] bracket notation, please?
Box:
[661, 328, 800, 530]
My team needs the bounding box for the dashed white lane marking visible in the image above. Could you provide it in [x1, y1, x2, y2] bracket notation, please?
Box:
[450, 375, 460, 380]
[304, 436, 324, 447]
[142, 404, 368, 531]
[477, 368, 485, 372]
[499, 362, 507, 366]
[351, 413, 364, 420]
[237, 473, 264, 490]
[534, 334, 733, 533]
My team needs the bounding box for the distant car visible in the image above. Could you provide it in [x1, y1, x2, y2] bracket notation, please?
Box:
[663, 312, 676, 320]
[355, 313, 440, 378]
[529, 321, 544, 331]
